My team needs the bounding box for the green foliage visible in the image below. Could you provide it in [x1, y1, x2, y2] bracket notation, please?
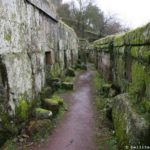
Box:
[15, 97, 29, 122]
[93, 71, 103, 89]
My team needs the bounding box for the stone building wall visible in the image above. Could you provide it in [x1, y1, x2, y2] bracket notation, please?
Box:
[90, 23, 150, 148]
[0, 0, 78, 117]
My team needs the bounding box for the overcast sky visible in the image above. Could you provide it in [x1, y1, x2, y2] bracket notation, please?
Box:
[62, 0, 150, 29]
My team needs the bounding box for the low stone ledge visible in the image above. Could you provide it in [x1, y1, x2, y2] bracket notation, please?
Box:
[34, 108, 52, 119]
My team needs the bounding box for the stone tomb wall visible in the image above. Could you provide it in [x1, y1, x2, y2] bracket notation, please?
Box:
[90, 23, 150, 148]
[0, 0, 78, 117]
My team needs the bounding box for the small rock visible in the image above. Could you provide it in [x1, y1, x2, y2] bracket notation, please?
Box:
[22, 134, 29, 139]
[19, 138, 24, 143]
[43, 96, 63, 115]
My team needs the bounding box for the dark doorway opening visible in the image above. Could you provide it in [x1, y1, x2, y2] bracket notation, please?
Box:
[45, 51, 52, 65]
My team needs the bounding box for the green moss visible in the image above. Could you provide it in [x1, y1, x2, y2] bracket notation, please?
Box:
[118, 47, 125, 54]
[34, 107, 52, 120]
[15, 97, 29, 122]
[35, 108, 49, 113]
[45, 98, 58, 105]
[129, 62, 146, 96]
[11, 13, 16, 21]
[115, 55, 127, 92]
[124, 25, 146, 45]
[45, 96, 63, 105]
[131, 47, 139, 58]
[44, 96, 64, 115]
[128, 61, 150, 116]
[130, 46, 150, 62]
[113, 33, 125, 47]
[50, 63, 62, 78]
[48, 41, 54, 49]
[63, 76, 75, 82]
[93, 71, 103, 89]
[139, 46, 150, 62]
[4, 30, 12, 42]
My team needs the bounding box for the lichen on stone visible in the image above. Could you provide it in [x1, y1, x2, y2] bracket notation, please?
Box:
[4, 30, 12, 42]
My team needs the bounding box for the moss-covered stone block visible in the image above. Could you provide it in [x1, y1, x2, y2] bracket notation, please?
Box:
[34, 108, 52, 119]
[62, 82, 73, 90]
[43, 96, 63, 115]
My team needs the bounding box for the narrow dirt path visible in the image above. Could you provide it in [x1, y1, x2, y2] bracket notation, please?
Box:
[33, 68, 97, 150]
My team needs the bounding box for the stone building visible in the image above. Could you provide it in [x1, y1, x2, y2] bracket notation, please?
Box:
[0, 0, 78, 120]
